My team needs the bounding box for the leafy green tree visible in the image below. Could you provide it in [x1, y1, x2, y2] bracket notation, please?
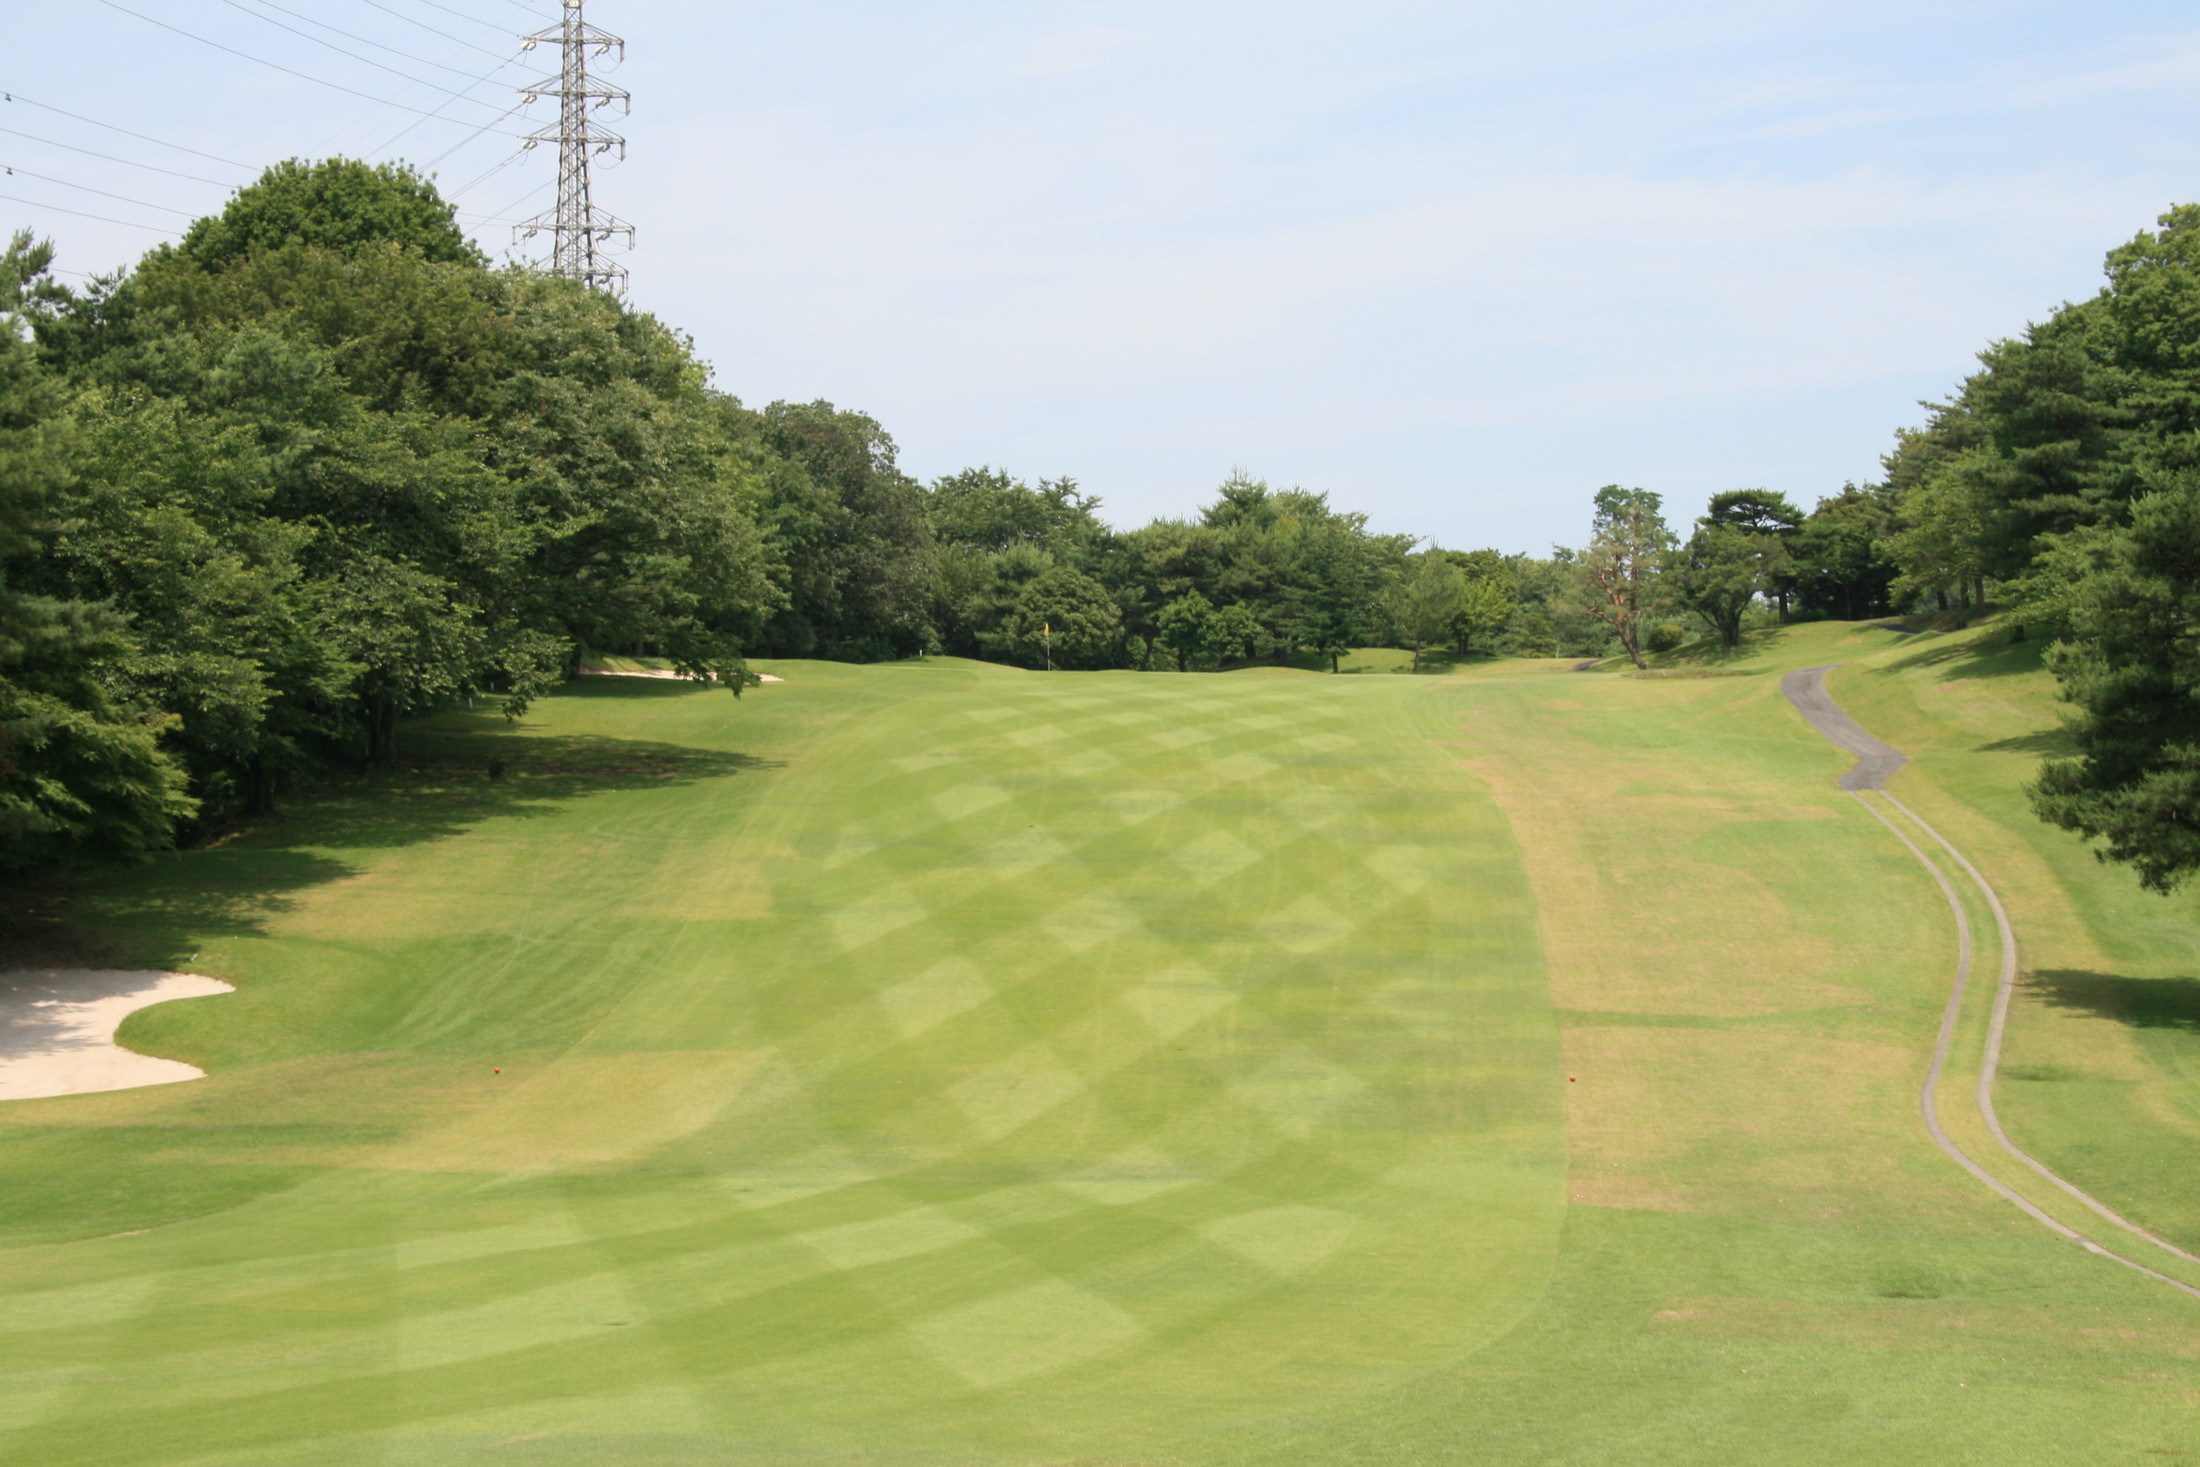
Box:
[1792, 485, 1899, 620]
[48, 388, 341, 815]
[2030, 474, 2200, 892]
[1886, 460, 1992, 618]
[1204, 603, 1260, 665]
[0, 232, 192, 866]
[1441, 550, 1517, 655]
[177, 158, 479, 269]
[1672, 522, 1777, 648]
[1497, 551, 1608, 657]
[1154, 592, 1213, 672]
[1281, 502, 1402, 673]
[739, 399, 931, 660]
[1456, 573, 1518, 654]
[1575, 486, 1673, 669]
[1102, 519, 1210, 668]
[1704, 489, 1803, 620]
[1856, 205, 2200, 599]
[994, 566, 1121, 670]
[929, 468, 1103, 558]
[1704, 488, 1804, 536]
[30, 160, 778, 798]
[1384, 550, 1462, 671]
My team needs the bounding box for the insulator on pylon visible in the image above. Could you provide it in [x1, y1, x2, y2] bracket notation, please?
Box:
[513, 0, 634, 296]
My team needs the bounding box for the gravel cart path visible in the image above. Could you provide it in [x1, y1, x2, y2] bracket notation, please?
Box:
[1783, 664, 2200, 1300]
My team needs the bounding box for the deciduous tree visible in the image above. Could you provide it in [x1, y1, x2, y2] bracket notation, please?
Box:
[1575, 485, 1673, 669]
[1384, 550, 1462, 671]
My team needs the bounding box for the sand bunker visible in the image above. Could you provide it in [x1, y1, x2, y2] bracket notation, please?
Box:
[0, 970, 233, 1102]
[579, 665, 784, 683]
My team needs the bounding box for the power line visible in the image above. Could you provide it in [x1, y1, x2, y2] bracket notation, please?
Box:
[213, 0, 519, 108]
[239, 0, 519, 79]
[412, 0, 552, 29]
[325, 38, 522, 157]
[448, 146, 530, 199]
[90, 0, 530, 136]
[1, 163, 197, 217]
[0, 189, 175, 234]
[0, 125, 242, 188]
[1, 91, 253, 170]
[364, 47, 537, 162]
[477, 177, 553, 222]
[417, 98, 536, 170]
[357, 0, 519, 63]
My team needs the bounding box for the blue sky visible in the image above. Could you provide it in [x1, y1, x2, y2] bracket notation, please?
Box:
[10, 2, 2200, 550]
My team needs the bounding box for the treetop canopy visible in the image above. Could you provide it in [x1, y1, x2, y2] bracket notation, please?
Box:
[176, 158, 481, 272]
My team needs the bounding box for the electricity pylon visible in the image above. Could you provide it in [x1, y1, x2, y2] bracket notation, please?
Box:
[515, 0, 633, 295]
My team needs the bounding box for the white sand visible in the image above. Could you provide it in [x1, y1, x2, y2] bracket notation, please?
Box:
[580, 666, 784, 683]
[0, 970, 233, 1102]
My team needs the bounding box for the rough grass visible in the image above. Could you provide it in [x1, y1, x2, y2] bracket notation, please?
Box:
[7, 630, 2200, 1462]
[1829, 619, 2200, 1251]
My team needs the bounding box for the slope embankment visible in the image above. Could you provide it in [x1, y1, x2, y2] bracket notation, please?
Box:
[1783, 664, 2200, 1298]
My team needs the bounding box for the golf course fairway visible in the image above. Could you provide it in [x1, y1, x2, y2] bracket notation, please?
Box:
[5, 631, 2200, 1464]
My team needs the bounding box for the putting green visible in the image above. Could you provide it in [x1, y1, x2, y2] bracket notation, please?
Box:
[0, 664, 1563, 1465]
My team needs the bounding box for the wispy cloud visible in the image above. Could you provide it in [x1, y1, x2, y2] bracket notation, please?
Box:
[18, 1, 2200, 549]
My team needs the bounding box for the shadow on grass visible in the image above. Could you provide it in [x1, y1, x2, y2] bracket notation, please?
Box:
[0, 689, 778, 970]
[2026, 969, 2200, 1032]
[1977, 725, 2076, 757]
[300, 729, 775, 852]
[1648, 626, 1793, 668]
[1882, 631, 2046, 684]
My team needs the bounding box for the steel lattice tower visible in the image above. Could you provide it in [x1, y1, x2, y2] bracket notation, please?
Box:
[516, 0, 633, 294]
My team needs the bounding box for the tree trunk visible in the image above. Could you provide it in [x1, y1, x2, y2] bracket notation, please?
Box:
[243, 755, 277, 817]
[366, 694, 401, 768]
[1620, 627, 1647, 670]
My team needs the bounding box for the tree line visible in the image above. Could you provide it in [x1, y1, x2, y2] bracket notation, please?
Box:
[7, 160, 2195, 894]
[1556, 205, 2200, 896]
[0, 159, 1539, 870]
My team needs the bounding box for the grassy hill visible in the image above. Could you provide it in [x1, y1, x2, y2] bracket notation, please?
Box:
[3, 630, 2199, 1463]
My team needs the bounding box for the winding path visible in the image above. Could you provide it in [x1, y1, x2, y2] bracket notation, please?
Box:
[1782, 665, 2200, 1300]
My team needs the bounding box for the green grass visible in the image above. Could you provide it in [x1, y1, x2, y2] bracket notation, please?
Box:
[1230, 645, 1505, 676]
[0, 661, 1562, 1465]
[1827, 620, 2200, 1250]
[7, 634, 2200, 1463]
